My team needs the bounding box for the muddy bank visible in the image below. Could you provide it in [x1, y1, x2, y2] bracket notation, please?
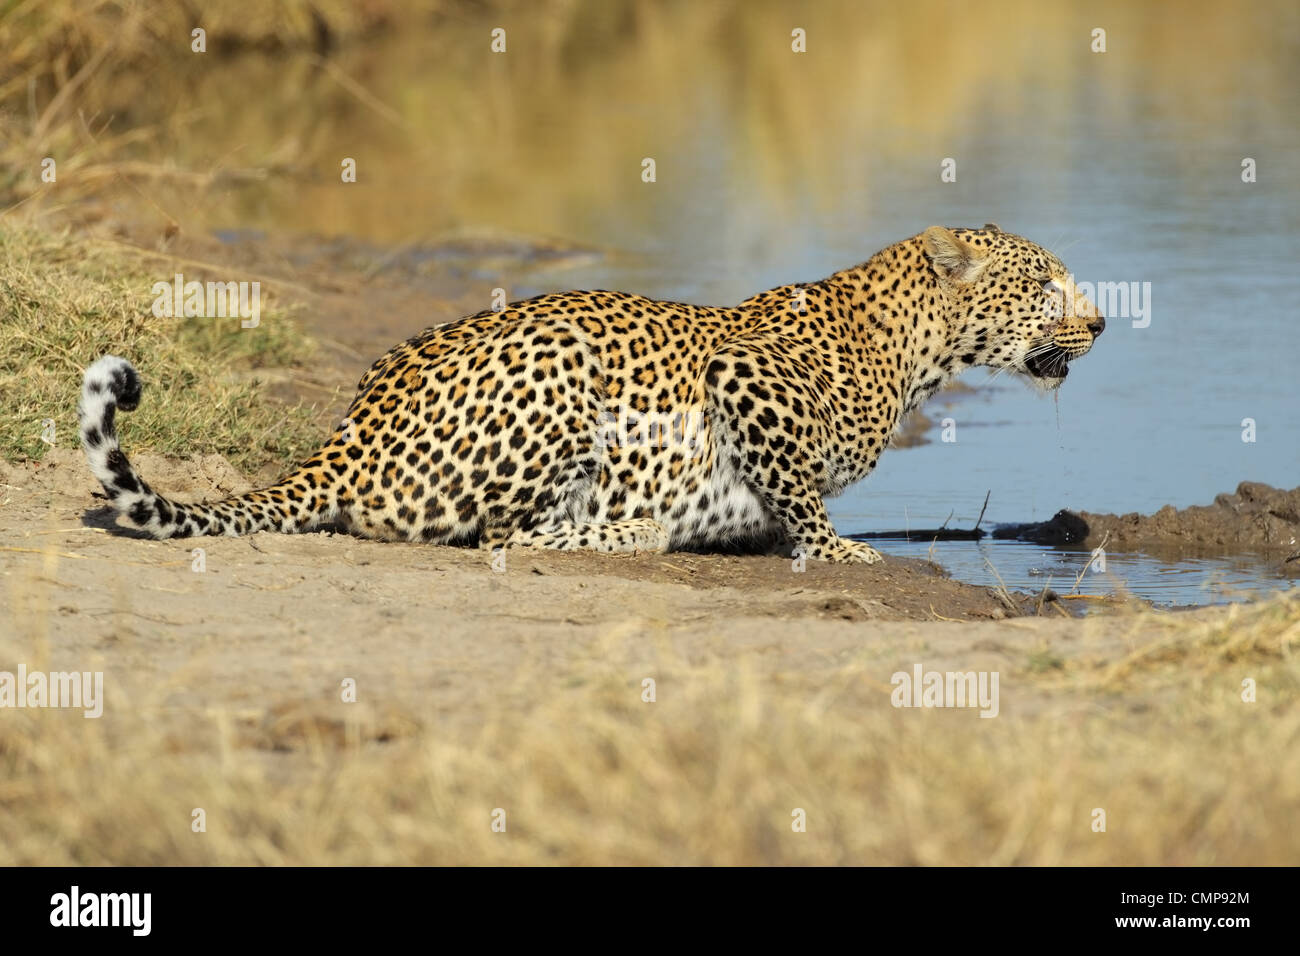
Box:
[995, 482, 1300, 575]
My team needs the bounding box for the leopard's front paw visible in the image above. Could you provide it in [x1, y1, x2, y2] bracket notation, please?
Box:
[800, 537, 884, 565]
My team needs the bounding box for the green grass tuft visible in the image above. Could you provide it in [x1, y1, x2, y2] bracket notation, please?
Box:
[0, 224, 323, 473]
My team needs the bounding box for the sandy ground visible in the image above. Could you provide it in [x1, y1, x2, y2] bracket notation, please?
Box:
[2, 447, 1061, 731]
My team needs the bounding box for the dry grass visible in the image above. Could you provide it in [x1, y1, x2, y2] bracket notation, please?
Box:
[1087, 595, 1300, 690]
[0, 222, 322, 471]
[0, 0, 424, 93]
[0, 0, 446, 207]
[2, 589, 1295, 865]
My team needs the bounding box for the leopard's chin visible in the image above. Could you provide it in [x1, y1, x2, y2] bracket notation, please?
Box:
[1025, 372, 1066, 392]
[1021, 346, 1072, 390]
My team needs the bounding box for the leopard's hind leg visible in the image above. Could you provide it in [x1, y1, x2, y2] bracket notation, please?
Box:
[491, 518, 670, 554]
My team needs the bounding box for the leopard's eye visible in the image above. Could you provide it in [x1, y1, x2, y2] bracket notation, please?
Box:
[1041, 279, 1065, 318]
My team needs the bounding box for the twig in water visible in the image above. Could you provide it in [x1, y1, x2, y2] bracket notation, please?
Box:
[1070, 531, 1112, 595]
[974, 490, 992, 532]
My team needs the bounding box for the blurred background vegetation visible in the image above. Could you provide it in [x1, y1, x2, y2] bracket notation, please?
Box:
[4, 0, 1297, 248]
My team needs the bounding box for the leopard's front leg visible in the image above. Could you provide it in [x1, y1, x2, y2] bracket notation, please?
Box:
[704, 344, 884, 565]
[755, 477, 884, 565]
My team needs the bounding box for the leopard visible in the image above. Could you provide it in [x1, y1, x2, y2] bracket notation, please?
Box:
[78, 224, 1104, 564]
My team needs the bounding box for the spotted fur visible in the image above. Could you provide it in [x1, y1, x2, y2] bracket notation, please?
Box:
[79, 225, 1103, 563]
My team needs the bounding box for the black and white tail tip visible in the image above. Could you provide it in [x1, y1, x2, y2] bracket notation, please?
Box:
[78, 355, 170, 535]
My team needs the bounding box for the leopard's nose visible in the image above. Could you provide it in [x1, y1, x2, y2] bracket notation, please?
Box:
[1087, 315, 1105, 336]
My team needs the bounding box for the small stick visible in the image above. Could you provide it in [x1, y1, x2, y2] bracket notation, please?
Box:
[973, 490, 992, 533]
[1070, 530, 1112, 595]
[929, 604, 962, 622]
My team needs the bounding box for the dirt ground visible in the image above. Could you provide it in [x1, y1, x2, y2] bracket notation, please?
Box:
[0, 446, 1039, 705]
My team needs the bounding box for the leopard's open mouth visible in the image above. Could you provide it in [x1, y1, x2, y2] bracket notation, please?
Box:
[1024, 346, 1072, 380]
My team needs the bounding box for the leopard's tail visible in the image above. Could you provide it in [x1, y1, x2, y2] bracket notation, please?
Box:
[79, 355, 339, 538]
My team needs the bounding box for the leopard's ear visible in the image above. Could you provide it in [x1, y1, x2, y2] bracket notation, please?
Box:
[983, 222, 1001, 233]
[922, 226, 989, 283]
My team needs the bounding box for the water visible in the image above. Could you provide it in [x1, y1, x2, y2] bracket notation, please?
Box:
[102, 0, 1300, 604]
[850, 537, 1294, 608]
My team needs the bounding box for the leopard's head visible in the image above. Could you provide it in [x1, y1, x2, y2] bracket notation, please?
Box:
[922, 224, 1104, 391]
